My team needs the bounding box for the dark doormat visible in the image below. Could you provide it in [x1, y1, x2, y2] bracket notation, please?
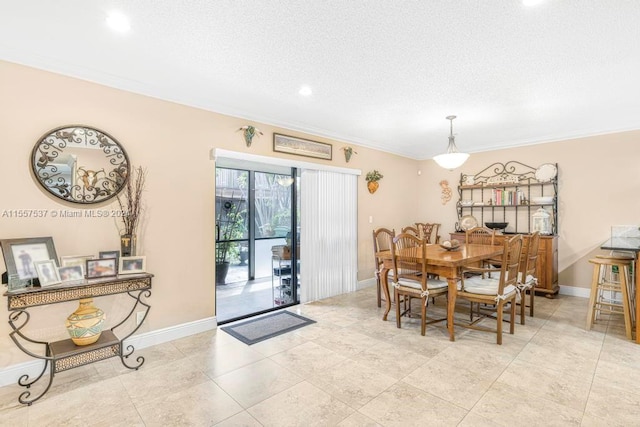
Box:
[221, 311, 316, 345]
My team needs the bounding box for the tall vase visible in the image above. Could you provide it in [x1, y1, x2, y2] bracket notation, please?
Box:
[65, 298, 105, 346]
[120, 234, 136, 257]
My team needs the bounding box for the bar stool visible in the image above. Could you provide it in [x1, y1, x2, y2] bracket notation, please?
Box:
[586, 256, 634, 339]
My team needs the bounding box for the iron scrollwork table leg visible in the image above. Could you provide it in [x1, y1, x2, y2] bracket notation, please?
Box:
[110, 289, 151, 370]
[8, 310, 55, 405]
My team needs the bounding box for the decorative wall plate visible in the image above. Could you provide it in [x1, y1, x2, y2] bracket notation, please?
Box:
[535, 163, 557, 182]
[460, 215, 479, 231]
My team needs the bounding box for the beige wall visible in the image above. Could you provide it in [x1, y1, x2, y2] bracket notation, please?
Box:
[418, 131, 640, 290]
[0, 61, 419, 367]
[2, 60, 638, 368]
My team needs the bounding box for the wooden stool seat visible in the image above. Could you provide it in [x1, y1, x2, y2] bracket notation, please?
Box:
[587, 257, 633, 339]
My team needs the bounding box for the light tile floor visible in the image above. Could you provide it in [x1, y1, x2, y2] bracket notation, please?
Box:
[2, 287, 640, 426]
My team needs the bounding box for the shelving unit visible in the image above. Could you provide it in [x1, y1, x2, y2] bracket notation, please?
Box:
[271, 245, 299, 306]
[454, 161, 559, 296]
[4, 273, 153, 405]
[457, 161, 558, 235]
[272, 255, 294, 305]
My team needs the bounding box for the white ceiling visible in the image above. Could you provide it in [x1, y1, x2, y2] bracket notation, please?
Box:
[2, 1, 640, 160]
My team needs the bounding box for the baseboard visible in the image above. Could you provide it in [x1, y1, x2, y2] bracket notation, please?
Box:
[124, 316, 217, 349]
[558, 285, 590, 298]
[358, 277, 376, 290]
[0, 316, 217, 388]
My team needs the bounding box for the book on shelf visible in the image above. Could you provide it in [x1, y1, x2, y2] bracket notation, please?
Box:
[492, 189, 524, 206]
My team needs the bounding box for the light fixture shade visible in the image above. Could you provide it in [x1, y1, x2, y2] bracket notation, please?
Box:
[433, 152, 470, 170]
[277, 177, 294, 187]
[434, 115, 469, 170]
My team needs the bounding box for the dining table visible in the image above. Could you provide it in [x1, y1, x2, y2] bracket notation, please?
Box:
[377, 243, 504, 341]
[601, 236, 640, 343]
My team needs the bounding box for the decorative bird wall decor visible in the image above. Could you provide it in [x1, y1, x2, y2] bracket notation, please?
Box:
[238, 125, 263, 147]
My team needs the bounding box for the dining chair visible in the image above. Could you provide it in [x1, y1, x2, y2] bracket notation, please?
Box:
[416, 223, 441, 244]
[467, 226, 503, 269]
[517, 231, 540, 325]
[458, 234, 523, 344]
[372, 228, 396, 308]
[391, 233, 448, 336]
[401, 226, 420, 239]
[465, 226, 498, 245]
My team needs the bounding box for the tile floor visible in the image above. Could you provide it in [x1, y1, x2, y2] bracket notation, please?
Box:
[2, 287, 640, 426]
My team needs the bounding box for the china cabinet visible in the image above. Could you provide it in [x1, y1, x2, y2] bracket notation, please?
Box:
[452, 161, 559, 296]
[456, 161, 558, 235]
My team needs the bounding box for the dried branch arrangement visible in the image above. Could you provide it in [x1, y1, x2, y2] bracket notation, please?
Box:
[117, 166, 147, 236]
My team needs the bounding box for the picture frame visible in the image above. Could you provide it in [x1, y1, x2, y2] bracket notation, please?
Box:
[0, 237, 59, 291]
[58, 265, 85, 283]
[119, 256, 146, 275]
[60, 255, 94, 269]
[34, 259, 62, 287]
[99, 250, 120, 265]
[85, 258, 118, 279]
[273, 133, 332, 160]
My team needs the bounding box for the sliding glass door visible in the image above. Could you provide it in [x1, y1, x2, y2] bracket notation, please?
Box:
[215, 164, 299, 323]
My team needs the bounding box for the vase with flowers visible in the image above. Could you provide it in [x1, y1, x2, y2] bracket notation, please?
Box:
[117, 166, 147, 257]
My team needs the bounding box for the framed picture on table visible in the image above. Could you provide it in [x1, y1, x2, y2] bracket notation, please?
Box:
[58, 265, 85, 283]
[34, 260, 62, 287]
[119, 256, 146, 274]
[99, 250, 120, 265]
[0, 237, 59, 291]
[60, 255, 94, 270]
[86, 258, 118, 279]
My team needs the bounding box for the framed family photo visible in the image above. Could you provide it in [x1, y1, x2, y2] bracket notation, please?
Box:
[0, 237, 59, 291]
[99, 250, 120, 264]
[34, 260, 61, 287]
[86, 258, 118, 279]
[119, 256, 146, 274]
[58, 265, 85, 283]
[61, 255, 94, 268]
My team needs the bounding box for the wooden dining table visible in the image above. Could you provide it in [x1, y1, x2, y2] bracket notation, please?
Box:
[377, 243, 504, 341]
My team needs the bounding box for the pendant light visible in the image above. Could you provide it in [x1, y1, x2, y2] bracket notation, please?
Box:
[276, 176, 294, 187]
[433, 115, 470, 170]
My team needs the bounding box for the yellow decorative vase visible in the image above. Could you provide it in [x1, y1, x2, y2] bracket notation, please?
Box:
[367, 181, 379, 194]
[65, 298, 105, 346]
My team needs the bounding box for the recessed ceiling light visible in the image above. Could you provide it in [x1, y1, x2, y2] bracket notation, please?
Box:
[106, 11, 131, 33]
[523, 0, 545, 6]
[298, 86, 313, 96]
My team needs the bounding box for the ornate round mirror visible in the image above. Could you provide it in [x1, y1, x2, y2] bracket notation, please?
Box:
[31, 125, 130, 204]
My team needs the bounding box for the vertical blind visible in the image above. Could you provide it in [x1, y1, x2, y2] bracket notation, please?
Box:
[300, 169, 358, 303]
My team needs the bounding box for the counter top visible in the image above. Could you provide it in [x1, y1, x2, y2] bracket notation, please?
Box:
[601, 237, 640, 252]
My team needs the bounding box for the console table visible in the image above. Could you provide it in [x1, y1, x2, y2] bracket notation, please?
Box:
[4, 273, 153, 405]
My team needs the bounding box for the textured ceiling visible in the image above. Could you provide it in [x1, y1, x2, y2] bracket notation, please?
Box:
[1, 1, 640, 160]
